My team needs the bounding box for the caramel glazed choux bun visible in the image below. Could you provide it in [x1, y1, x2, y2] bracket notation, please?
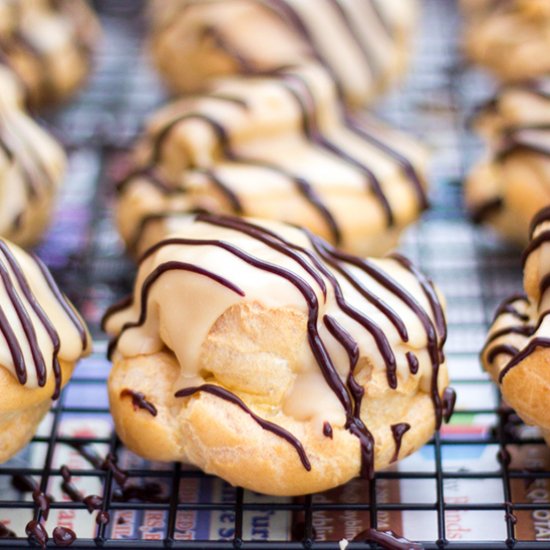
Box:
[461, 0, 550, 82]
[0, 65, 66, 248]
[0, 238, 90, 463]
[103, 213, 454, 496]
[0, 0, 100, 108]
[149, 0, 418, 108]
[481, 207, 550, 447]
[116, 65, 429, 259]
[465, 76, 550, 246]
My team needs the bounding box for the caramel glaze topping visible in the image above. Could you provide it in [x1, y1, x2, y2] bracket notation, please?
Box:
[104, 213, 448, 479]
[118, 67, 427, 253]
[484, 207, 550, 383]
[0, 239, 88, 396]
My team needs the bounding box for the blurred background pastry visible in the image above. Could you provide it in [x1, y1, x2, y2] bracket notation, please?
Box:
[0, 65, 66, 247]
[465, 77, 550, 245]
[482, 206, 550, 446]
[0, 0, 100, 108]
[149, 0, 418, 108]
[462, 0, 550, 82]
[116, 65, 429, 258]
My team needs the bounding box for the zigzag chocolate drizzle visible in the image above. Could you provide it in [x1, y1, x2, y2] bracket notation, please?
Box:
[104, 213, 447, 478]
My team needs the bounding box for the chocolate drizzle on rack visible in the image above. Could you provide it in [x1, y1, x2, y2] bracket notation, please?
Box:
[52, 526, 76, 547]
[105, 213, 448, 479]
[0, 522, 15, 539]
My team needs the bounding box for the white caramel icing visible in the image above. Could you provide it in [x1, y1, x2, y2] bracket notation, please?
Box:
[104, 214, 447, 446]
[0, 238, 89, 393]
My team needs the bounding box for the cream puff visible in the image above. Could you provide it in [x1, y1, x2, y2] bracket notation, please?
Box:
[0, 238, 90, 463]
[465, 77, 550, 245]
[103, 212, 451, 496]
[462, 0, 550, 82]
[149, 0, 418, 108]
[0, 65, 66, 247]
[116, 65, 429, 258]
[482, 206, 550, 446]
[0, 0, 100, 107]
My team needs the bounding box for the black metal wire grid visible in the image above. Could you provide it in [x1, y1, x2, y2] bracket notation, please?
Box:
[1, 0, 548, 547]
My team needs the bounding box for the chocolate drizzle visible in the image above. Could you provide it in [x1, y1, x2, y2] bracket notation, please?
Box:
[499, 338, 550, 383]
[487, 344, 520, 365]
[346, 115, 428, 211]
[26, 520, 48, 548]
[406, 351, 419, 375]
[149, 109, 344, 244]
[473, 78, 550, 165]
[52, 526, 76, 547]
[120, 388, 158, 416]
[11, 474, 39, 493]
[281, 74, 393, 226]
[492, 295, 529, 323]
[470, 197, 504, 224]
[106, 213, 448, 479]
[0, 0, 96, 105]
[391, 423, 410, 463]
[257, 0, 396, 102]
[176, 384, 312, 470]
[442, 387, 456, 423]
[0, 523, 15, 539]
[530, 206, 550, 238]
[96, 511, 110, 526]
[106, 259, 245, 358]
[32, 489, 52, 520]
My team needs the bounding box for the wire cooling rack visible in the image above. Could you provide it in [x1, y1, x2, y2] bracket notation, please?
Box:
[1, 0, 547, 548]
